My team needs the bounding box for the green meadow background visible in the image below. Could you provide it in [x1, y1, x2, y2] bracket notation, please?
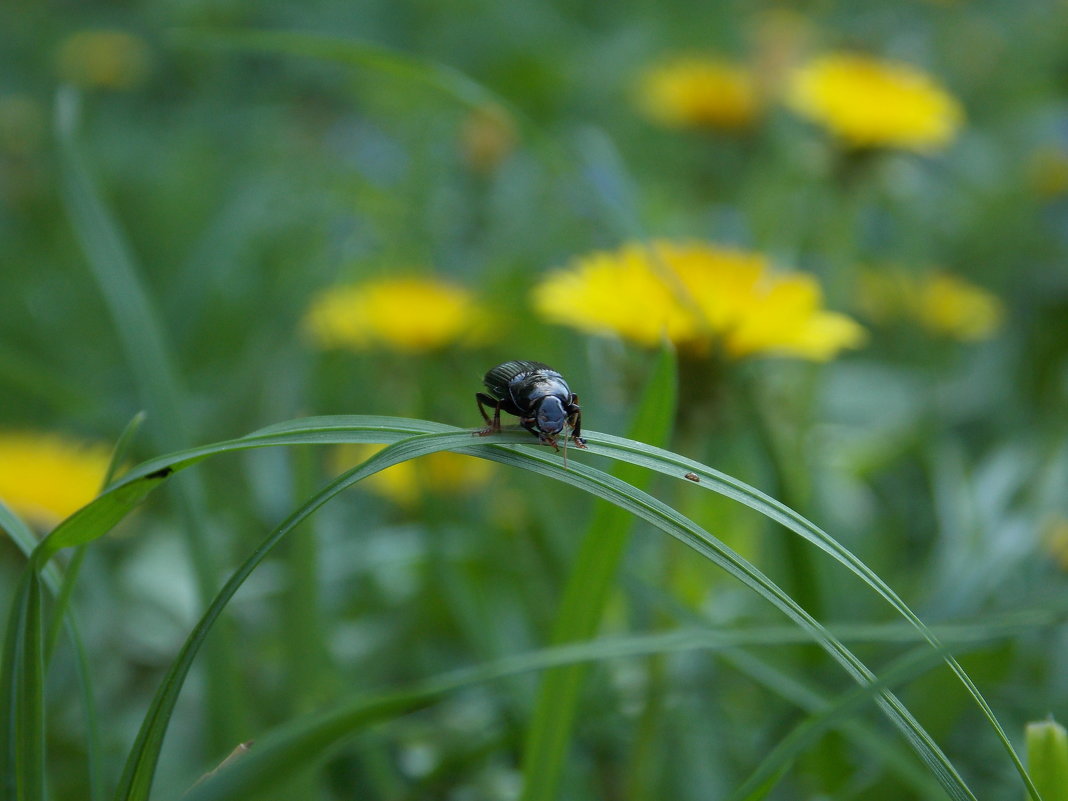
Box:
[3, 1, 1068, 799]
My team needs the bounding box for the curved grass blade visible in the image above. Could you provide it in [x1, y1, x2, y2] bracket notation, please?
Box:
[23, 415, 1025, 796]
[117, 431, 973, 801]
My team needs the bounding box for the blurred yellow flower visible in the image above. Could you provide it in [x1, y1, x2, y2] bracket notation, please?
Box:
[1044, 517, 1068, 572]
[1028, 146, 1068, 199]
[786, 52, 963, 151]
[303, 276, 494, 352]
[635, 57, 760, 132]
[916, 273, 1003, 340]
[0, 432, 110, 528]
[56, 30, 151, 90]
[532, 241, 865, 361]
[857, 268, 1003, 341]
[330, 444, 493, 507]
[460, 104, 518, 173]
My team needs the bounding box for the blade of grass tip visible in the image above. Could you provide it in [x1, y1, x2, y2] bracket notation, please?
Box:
[576, 431, 1040, 800]
[45, 411, 148, 663]
[521, 347, 677, 801]
[0, 571, 45, 801]
[55, 86, 248, 747]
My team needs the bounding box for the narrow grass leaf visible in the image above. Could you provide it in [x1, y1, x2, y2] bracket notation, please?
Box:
[0, 571, 45, 801]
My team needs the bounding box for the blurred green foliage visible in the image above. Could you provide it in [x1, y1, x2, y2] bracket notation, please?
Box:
[3, 0, 1068, 799]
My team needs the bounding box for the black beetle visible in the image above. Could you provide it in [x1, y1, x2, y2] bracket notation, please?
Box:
[475, 360, 587, 451]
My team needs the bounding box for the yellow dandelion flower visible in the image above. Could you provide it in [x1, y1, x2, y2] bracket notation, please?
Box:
[330, 444, 493, 507]
[636, 57, 760, 132]
[857, 267, 1003, 341]
[303, 276, 494, 353]
[1028, 146, 1068, 199]
[916, 273, 1003, 341]
[1044, 517, 1068, 572]
[56, 30, 151, 91]
[0, 432, 111, 528]
[532, 241, 865, 361]
[786, 52, 963, 151]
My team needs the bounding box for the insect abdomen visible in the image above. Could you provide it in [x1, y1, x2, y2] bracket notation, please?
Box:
[483, 360, 555, 398]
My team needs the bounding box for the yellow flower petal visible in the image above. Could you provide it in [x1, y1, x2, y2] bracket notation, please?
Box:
[636, 57, 760, 131]
[787, 52, 963, 151]
[533, 240, 864, 361]
[916, 273, 1003, 341]
[303, 276, 494, 353]
[857, 266, 1003, 342]
[0, 432, 110, 528]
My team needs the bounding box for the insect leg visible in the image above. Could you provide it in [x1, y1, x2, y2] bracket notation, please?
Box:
[567, 395, 588, 448]
[475, 392, 503, 435]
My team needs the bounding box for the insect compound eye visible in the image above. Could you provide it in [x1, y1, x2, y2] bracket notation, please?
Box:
[536, 396, 566, 435]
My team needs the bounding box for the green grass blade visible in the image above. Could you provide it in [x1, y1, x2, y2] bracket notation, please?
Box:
[0, 571, 45, 801]
[521, 347, 677, 801]
[19, 415, 1020, 797]
[32, 470, 173, 567]
[117, 430, 973, 801]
